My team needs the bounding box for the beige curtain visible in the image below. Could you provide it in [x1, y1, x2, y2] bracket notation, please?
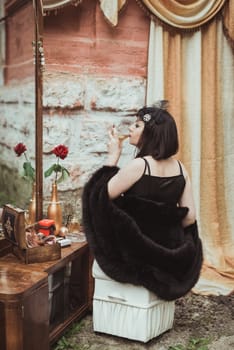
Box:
[99, 0, 127, 26]
[147, 15, 234, 295]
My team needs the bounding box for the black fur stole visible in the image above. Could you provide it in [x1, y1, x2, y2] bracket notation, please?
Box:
[82, 166, 203, 301]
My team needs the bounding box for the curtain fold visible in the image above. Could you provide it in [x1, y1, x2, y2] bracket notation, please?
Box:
[147, 18, 234, 296]
[99, 0, 127, 26]
[139, 0, 226, 30]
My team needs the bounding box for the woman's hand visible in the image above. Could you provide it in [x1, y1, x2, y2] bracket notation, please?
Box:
[105, 125, 123, 166]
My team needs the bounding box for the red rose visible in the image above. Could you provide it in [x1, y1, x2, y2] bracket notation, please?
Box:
[13, 143, 35, 181]
[44, 144, 70, 183]
[14, 142, 27, 157]
[52, 144, 69, 160]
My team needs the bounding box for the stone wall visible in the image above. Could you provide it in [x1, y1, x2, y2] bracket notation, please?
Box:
[42, 72, 146, 220]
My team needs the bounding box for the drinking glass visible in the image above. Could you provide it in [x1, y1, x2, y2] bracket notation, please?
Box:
[66, 216, 86, 242]
[67, 217, 80, 234]
[116, 122, 130, 142]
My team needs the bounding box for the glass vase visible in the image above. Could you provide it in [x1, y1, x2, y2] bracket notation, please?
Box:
[47, 182, 62, 235]
[28, 182, 36, 224]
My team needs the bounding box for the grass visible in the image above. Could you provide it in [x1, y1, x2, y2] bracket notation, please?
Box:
[52, 321, 90, 350]
[168, 337, 211, 350]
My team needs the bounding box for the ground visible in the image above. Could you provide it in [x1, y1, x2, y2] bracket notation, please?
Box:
[52, 292, 234, 350]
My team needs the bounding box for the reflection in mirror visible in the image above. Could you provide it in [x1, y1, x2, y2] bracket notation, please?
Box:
[0, 1, 35, 211]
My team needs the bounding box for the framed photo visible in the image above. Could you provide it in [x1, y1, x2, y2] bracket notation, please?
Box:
[2, 204, 27, 248]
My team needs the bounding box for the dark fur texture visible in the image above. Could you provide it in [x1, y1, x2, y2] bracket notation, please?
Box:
[82, 166, 203, 301]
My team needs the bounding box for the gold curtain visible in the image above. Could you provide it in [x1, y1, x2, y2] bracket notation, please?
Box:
[147, 15, 234, 295]
[139, 0, 226, 29]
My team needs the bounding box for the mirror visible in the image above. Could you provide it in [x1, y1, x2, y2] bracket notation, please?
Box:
[0, 0, 42, 218]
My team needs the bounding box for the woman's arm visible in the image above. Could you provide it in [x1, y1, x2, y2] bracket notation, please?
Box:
[107, 158, 145, 199]
[105, 126, 144, 199]
[178, 165, 196, 227]
[105, 126, 123, 167]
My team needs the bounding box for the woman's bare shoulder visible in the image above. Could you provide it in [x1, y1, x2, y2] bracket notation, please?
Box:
[107, 158, 146, 198]
[122, 157, 146, 172]
[117, 157, 146, 180]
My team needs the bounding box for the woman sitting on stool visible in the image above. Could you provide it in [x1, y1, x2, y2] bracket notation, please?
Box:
[82, 101, 203, 341]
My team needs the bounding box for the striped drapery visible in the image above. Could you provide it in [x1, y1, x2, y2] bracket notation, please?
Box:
[96, 0, 227, 28]
[147, 16, 234, 296]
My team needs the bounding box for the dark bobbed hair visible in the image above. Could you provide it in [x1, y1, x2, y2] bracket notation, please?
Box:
[136, 105, 179, 160]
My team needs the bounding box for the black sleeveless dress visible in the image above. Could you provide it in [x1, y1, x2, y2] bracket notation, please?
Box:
[119, 158, 187, 247]
[126, 158, 186, 205]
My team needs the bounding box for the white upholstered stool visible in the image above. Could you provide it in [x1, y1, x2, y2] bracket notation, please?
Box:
[92, 260, 175, 343]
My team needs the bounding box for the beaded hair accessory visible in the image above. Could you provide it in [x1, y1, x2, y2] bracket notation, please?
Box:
[142, 100, 169, 123]
[142, 114, 151, 122]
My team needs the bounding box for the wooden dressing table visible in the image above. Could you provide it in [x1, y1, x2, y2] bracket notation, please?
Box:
[0, 239, 93, 350]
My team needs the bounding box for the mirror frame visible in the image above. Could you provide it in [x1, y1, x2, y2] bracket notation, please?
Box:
[34, 0, 43, 220]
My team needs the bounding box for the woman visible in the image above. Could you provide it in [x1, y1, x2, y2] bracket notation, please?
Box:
[106, 104, 196, 229]
[82, 101, 203, 301]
